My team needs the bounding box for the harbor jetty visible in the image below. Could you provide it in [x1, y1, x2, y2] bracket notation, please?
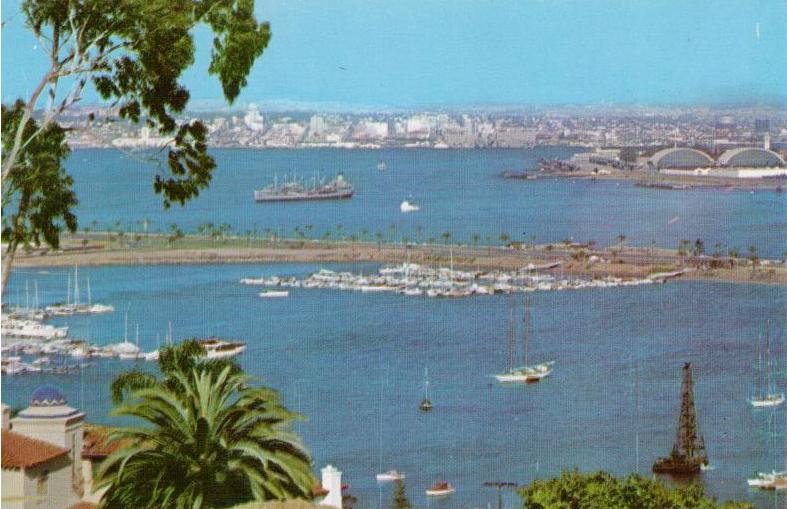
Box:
[10, 232, 786, 286]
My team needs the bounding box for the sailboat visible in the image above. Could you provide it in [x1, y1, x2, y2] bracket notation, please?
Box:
[376, 160, 386, 171]
[375, 365, 405, 483]
[86, 278, 114, 313]
[114, 313, 141, 360]
[46, 267, 114, 315]
[419, 367, 433, 411]
[750, 326, 784, 408]
[495, 298, 554, 383]
[747, 409, 787, 489]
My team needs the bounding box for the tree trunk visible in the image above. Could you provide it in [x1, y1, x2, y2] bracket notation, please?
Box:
[1, 241, 18, 299]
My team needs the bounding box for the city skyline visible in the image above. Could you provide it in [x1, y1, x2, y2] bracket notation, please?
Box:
[2, 0, 785, 108]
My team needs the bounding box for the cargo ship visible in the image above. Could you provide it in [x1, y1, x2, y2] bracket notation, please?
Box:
[254, 173, 353, 202]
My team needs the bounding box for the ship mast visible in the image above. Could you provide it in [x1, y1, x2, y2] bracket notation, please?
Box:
[522, 298, 531, 367]
[507, 300, 514, 371]
[765, 322, 773, 396]
[672, 362, 706, 460]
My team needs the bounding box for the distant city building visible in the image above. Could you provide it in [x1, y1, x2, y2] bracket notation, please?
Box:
[649, 148, 714, 169]
[754, 118, 771, 133]
[309, 115, 326, 135]
[717, 147, 785, 168]
[650, 146, 787, 178]
[243, 104, 265, 132]
[406, 116, 431, 139]
[355, 120, 388, 139]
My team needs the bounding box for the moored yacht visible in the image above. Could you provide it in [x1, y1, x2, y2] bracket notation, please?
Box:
[495, 299, 554, 383]
[748, 471, 787, 490]
[375, 470, 405, 482]
[196, 338, 247, 359]
[426, 481, 455, 497]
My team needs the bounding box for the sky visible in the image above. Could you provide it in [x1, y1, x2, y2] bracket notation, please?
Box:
[1, 0, 785, 109]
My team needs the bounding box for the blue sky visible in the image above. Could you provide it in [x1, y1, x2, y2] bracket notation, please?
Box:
[2, 0, 785, 108]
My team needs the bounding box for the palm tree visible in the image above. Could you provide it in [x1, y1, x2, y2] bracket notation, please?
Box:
[100, 343, 316, 508]
[748, 245, 759, 271]
[678, 239, 690, 260]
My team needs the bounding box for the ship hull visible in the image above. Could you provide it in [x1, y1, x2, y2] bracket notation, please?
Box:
[652, 456, 706, 476]
[254, 190, 353, 202]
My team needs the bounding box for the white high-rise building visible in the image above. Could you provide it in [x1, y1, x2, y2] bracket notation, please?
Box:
[310, 115, 326, 136]
[243, 104, 265, 132]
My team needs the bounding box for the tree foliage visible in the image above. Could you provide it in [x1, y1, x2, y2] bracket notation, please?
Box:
[110, 339, 242, 404]
[390, 480, 412, 509]
[518, 471, 752, 509]
[1, 100, 77, 249]
[100, 342, 316, 508]
[1, 0, 271, 294]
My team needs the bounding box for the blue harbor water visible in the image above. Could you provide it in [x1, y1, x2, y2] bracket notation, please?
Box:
[3, 265, 786, 509]
[68, 148, 786, 258]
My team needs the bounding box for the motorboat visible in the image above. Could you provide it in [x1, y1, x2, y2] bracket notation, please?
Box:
[400, 200, 420, 213]
[376, 470, 405, 482]
[426, 481, 455, 497]
[259, 290, 289, 298]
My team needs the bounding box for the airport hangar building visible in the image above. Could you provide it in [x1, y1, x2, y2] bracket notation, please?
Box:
[648, 147, 787, 178]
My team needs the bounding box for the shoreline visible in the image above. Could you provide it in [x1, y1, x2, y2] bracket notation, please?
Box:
[11, 235, 786, 286]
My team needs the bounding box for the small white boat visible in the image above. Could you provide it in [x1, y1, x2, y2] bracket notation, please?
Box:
[89, 303, 114, 314]
[197, 338, 247, 359]
[495, 362, 555, 383]
[259, 290, 289, 298]
[750, 394, 786, 407]
[376, 470, 405, 482]
[70, 347, 91, 358]
[400, 200, 420, 213]
[426, 481, 455, 497]
[748, 471, 787, 490]
[240, 277, 267, 285]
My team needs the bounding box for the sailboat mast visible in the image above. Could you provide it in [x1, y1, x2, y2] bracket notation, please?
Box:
[507, 301, 515, 371]
[34, 280, 39, 311]
[765, 323, 772, 395]
[424, 367, 430, 400]
[523, 298, 531, 366]
[25, 280, 29, 310]
[124, 313, 129, 343]
[73, 266, 80, 305]
[87, 278, 92, 307]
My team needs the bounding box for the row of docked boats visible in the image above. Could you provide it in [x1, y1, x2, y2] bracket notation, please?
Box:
[10, 268, 116, 319]
[2, 318, 69, 339]
[240, 263, 664, 298]
[2, 336, 247, 373]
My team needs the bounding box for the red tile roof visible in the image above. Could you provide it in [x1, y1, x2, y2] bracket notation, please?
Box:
[81, 425, 130, 459]
[1, 430, 69, 469]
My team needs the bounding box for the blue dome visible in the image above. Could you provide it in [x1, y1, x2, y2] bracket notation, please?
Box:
[30, 386, 67, 407]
